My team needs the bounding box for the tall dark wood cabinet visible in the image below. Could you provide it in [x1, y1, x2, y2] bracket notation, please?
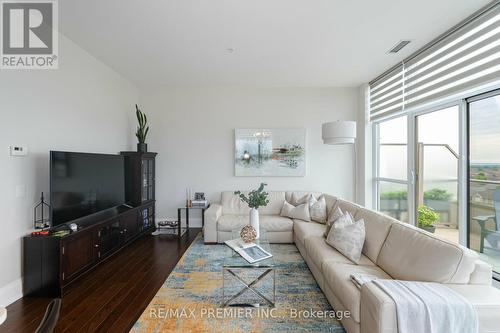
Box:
[23, 152, 157, 297]
[121, 152, 157, 206]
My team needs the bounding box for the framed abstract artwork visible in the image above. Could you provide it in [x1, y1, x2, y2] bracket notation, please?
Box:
[234, 128, 306, 176]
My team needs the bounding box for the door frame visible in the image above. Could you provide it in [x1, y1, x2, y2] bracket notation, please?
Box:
[466, 88, 500, 280]
[407, 101, 467, 244]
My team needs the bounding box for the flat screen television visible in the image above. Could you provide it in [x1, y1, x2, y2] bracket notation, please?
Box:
[50, 151, 125, 226]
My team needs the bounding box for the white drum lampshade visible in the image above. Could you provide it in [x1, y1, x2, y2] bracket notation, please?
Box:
[322, 121, 357, 145]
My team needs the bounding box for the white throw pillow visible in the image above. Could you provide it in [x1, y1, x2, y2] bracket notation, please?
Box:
[324, 205, 343, 237]
[326, 218, 365, 264]
[280, 201, 311, 222]
[309, 195, 327, 224]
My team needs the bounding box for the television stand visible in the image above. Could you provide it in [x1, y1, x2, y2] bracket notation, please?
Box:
[23, 201, 155, 297]
[23, 151, 157, 297]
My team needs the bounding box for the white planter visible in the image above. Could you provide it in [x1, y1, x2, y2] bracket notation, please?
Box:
[249, 208, 260, 239]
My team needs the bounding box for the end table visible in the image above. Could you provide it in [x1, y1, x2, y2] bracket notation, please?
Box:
[177, 204, 210, 238]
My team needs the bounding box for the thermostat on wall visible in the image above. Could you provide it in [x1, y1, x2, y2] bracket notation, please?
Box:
[10, 146, 28, 156]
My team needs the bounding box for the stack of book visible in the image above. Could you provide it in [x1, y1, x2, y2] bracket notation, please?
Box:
[192, 200, 208, 208]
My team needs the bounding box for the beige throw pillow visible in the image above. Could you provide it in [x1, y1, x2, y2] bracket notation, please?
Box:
[324, 205, 343, 237]
[280, 201, 311, 222]
[291, 193, 314, 206]
[309, 196, 327, 224]
[291, 193, 327, 224]
[326, 218, 365, 264]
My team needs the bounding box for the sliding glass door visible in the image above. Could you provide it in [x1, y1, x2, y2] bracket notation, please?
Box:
[468, 90, 500, 276]
[415, 106, 460, 243]
[375, 116, 409, 222]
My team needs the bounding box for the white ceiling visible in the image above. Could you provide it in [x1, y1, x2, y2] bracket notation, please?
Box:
[59, 0, 491, 88]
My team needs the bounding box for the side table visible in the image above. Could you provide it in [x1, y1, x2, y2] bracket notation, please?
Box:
[177, 204, 210, 238]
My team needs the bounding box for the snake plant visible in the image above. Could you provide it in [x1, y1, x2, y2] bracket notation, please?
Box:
[135, 104, 149, 143]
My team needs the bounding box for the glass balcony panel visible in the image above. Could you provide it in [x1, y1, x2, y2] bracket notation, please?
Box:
[378, 181, 409, 223]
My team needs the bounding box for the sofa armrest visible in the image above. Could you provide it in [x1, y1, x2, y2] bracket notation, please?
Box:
[360, 282, 397, 333]
[204, 204, 222, 243]
[469, 260, 493, 285]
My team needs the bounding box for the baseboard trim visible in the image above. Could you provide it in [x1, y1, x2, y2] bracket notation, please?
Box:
[0, 278, 23, 307]
[204, 242, 217, 245]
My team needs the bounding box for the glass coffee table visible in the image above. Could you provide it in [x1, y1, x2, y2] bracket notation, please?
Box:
[222, 231, 276, 307]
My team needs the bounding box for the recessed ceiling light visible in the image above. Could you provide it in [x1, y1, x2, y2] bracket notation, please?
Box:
[388, 40, 411, 54]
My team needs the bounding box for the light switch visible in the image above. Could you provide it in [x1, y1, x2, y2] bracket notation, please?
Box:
[10, 146, 28, 156]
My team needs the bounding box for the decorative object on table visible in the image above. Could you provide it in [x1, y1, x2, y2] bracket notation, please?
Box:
[322, 120, 357, 201]
[192, 192, 208, 208]
[34, 192, 50, 230]
[135, 104, 149, 152]
[240, 225, 257, 243]
[234, 183, 269, 239]
[234, 128, 306, 176]
[185, 188, 193, 207]
[417, 205, 439, 233]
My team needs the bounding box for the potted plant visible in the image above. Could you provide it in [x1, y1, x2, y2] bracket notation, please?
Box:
[135, 104, 149, 152]
[235, 183, 270, 239]
[417, 205, 439, 233]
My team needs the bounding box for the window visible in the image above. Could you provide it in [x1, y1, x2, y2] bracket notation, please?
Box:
[468, 91, 500, 277]
[375, 116, 409, 222]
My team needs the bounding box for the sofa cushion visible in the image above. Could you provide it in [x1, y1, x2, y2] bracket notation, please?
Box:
[221, 191, 285, 215]
[354, 208, 396, 263]
[217, 214, 293, 232]
[322, 262, 392, 323]
[377, 223, 478, 283]
[293, 221, 326, 246]
[336, 199, 362, 217]
[305, 236, 375, 269]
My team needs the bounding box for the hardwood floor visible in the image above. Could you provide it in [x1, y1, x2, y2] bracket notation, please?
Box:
[2, 228, 201, 333]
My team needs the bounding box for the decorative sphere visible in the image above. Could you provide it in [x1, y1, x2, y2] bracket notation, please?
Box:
[240, 225, 257, 243]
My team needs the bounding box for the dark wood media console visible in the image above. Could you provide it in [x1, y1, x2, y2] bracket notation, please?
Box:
[23, 151, 157, 297]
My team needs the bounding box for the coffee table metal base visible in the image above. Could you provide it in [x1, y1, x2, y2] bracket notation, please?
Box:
[222, 267, 275, 308]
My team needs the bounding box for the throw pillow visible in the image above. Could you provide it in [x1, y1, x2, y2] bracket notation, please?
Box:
[326, 218, 365, 264]
[291, 193, 314, 207]
[280, 201, 311, 222]
[324, 205, 344, 237]
[309, 195, 327, 224]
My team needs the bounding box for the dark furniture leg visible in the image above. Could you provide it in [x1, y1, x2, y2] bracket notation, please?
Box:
[186, 208, 189, 229]
[177, 208, 181, 239]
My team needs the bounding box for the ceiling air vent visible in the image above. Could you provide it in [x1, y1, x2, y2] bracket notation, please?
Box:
[388, 40, 411, 53]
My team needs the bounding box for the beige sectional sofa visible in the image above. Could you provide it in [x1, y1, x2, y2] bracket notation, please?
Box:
[204, 191, 500, 333]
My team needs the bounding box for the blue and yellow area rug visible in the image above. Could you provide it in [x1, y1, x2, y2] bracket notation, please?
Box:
[132, 234, 345, 332]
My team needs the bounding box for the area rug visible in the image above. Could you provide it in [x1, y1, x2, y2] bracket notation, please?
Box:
[131, 234, 345, 333]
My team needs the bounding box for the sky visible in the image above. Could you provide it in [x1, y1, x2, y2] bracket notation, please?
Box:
[470, 95, 500, 164]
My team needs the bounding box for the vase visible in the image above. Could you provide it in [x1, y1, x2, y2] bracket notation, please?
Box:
[137, 143, 147, 152]
[249, 208, 260, 239]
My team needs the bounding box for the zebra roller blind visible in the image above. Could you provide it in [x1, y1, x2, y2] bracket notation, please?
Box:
[369, 2, 500, 121]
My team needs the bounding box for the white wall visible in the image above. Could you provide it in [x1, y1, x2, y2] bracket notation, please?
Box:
[140, 87, 358, 225]
[0, 34, 138, 306]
